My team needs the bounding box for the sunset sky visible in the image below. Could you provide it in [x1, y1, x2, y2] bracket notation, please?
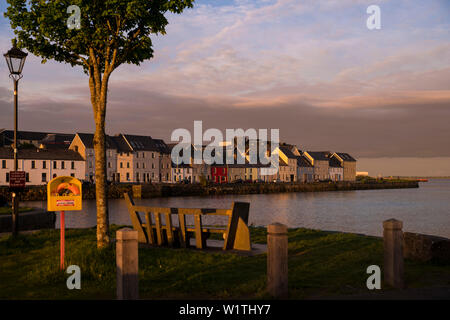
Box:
[0, 0, 449, 176]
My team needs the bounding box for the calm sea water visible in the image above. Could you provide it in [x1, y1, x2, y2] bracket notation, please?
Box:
[23, 179, 450, 238]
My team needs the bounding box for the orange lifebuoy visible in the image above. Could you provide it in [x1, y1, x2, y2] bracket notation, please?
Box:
[56, 182, 80, 196]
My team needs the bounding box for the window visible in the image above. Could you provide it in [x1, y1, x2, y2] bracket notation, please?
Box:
[53, 161, 57, 169]
[74, 146, 79, 152]
[53, 174, 57, 178]
[152, 172, 154, 178]
[6, 173, 10, 182]
[43, 161, 47, 169]
[70, 173, 75, 177]
[143, 163, 146, 169]
[127, 162, 130, 168]
[89, 161, 92, 168]
[61, 161, 65, 169]
[136, 153, 139, 158]
[26, 173, 29, 182]
[152, 153, 155, 159]
[41, 173, 46, 182]
[71, 161, 75, 169]
[126, 173, 130, 181]
[136, 173, 140, 182]
[2, 160, 6, 169]
[152, 163, 155, 169]
[137, 163, 139, 169]
[142, 152, 145, 158]
[31, 160, 35, 169]
[108, 162, 111, 168]
[120, 162, 123, 169]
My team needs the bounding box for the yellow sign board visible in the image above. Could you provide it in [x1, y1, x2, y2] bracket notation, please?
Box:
[47, 176, 82, 211]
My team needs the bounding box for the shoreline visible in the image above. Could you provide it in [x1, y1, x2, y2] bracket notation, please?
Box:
[0, 180, 419, 201]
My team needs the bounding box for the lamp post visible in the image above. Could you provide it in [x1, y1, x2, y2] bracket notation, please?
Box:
[4, 40, 28, 237]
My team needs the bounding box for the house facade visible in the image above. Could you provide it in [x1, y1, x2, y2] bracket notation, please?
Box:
[303, 151, 331, 181]
[0, 147, 84, 186]
[329, 157, 343, 181]
[278, 146, 298, 182]
[69, 133, 119, 182]
[119, 134, 161, 183]
[154, 139, 172, 183]
[296, 155, 314, 183]
[331, 152, 357, 181]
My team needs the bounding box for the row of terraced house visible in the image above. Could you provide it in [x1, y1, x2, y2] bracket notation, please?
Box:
[0, 130, 356, 186]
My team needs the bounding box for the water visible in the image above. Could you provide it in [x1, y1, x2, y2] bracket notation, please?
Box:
[23, 179, 450, 238]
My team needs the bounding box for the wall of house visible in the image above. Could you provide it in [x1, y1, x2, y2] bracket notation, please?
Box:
[228, 168, 245, 182]
[313, 160, 329, 181]
[117, 152, 134, 183]
[0, 158, 84, 186]
[159, 153, 172, 182]
[132, 151, 160, 183]
[329, 167, 343, 181]
[343, 161, 357, 181]
[297, 167, 314, 183]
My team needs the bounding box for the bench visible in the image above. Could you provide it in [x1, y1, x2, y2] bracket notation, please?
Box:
[123, 192, 252, 251]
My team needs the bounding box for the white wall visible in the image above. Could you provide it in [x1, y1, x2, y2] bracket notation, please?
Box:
[0, 158, 85, 186]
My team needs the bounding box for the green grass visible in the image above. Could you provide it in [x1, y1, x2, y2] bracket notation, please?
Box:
[0, 207, 33, 215]
[0, 226, 448, 300]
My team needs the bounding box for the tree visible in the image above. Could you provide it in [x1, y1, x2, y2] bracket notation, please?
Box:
[5, 0, 194, 248]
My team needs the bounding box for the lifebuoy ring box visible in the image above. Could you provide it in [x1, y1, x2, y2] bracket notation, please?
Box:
[47, 176, 82, 211]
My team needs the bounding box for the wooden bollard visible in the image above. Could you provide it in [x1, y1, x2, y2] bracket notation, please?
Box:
[383, 219, 404, 289]
[267, 223, 288, 299]
[116, 228, 139, 300]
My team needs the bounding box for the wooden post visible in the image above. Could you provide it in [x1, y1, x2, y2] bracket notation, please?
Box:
[132, 185, 142, 199]
[383, 219, 404, 289]
[267, 223, 288, 299]
[116, 228, 139, 300]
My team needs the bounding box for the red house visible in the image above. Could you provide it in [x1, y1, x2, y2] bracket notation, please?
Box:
[211, 166, 228, 183]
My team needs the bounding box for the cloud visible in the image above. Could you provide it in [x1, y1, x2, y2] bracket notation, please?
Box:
[0, 0, 449, 164]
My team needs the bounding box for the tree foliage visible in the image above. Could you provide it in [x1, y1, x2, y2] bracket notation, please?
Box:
[5, 0, 194, 73]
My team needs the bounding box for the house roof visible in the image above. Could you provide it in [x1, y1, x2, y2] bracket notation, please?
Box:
[2, 130, 51, 141]
[335, 152, 357, 162]
[0, 147, 84, 161]
[305, 151, 331, 161]
[279, 145, 297, 159]
[329, 157, 343, 168]
[153, 139, 171, 154]
[41, 133, 75, 145]
[296, 155, 313, 167]
[122, 134, 159, 152]
[111, 135, 132, 152]
[77, 133, 118, 150]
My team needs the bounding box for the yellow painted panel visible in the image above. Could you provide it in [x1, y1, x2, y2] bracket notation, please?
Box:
[47, 176, 82, 211]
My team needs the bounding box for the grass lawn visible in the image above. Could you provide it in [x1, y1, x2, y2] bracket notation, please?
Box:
[0, 207, 33, 215]
[0, 225, 448, 299]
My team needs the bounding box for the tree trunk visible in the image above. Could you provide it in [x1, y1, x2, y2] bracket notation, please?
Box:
[94, 107, 110, 248]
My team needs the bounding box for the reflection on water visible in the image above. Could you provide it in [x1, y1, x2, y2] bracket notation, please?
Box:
[23, 179, 450, 238]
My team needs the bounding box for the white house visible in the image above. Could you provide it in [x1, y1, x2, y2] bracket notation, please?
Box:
[0, 147, 85, 186]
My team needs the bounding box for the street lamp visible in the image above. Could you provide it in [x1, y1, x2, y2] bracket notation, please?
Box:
[4, 40, 27, 237]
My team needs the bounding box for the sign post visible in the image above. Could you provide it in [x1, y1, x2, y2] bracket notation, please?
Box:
[9, 170, 26, 188]
[47, 176, 82, 270]
[9, 171, 26, 236]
